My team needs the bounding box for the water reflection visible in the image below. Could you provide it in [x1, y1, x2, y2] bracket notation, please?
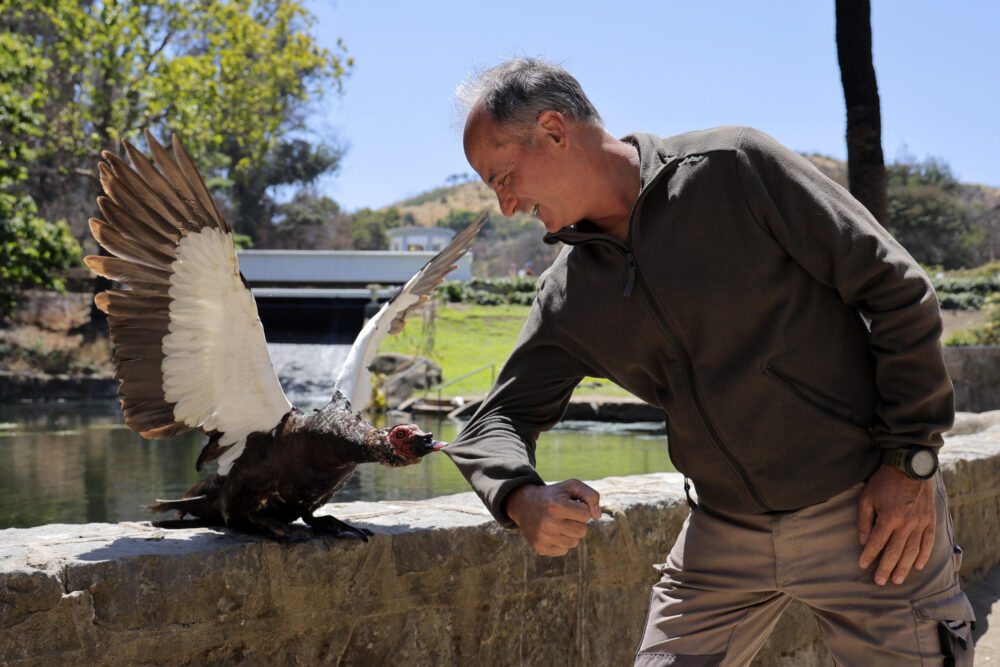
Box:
[0, 401, 672, 528]
[0, 402, 204, 528]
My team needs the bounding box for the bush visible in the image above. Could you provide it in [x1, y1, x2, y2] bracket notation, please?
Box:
[0, 204, 83, 317]
[944, 295, 1000, 346]
[938, 292, 986, 311]
[931, 274, 1000, 296]
[930, 267, 1000, 312]
[441, 276, 537, 305]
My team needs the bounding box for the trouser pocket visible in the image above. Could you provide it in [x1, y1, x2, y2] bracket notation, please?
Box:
[911, 584, 976, 666]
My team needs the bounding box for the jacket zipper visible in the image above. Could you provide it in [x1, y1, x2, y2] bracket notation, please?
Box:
[623, 253, 637, 297]
[550, 231, 769, 512]
[549, 155, 770, 512]
[628, 261, 769, 512]
[623, 156, 769, 513]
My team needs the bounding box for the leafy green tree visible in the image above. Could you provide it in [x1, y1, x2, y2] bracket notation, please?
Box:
[262, 190, 350, 249]
[437, 208, 488, 233]
[350, 207, 402, 250]
[886, 157, 978, 269]
[2, 0, 351, 241]
[0, 33, 82, 318]
[231, 138, 343, 243]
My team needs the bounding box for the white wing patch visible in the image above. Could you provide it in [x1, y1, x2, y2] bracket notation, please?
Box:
[333, 215, 486, 410]
[161, 228, 291, 473]
[336, 288, 422, 410]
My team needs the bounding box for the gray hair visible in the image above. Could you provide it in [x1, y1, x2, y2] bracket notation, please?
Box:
[456, 57, 603, 137]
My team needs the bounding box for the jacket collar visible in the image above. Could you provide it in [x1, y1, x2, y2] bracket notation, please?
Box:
[542, 132, 675, 247]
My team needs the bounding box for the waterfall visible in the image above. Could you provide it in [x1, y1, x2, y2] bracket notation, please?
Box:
[266, 343, 352, 408]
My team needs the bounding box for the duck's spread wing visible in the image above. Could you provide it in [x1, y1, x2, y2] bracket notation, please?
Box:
[335, 214, 487, 409]
[86, 132, 292, 473]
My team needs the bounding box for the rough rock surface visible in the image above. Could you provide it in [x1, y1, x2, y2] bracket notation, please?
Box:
[945, 346, 1000, 413]
[1, 427, 999, 665]
[9, 288, 92, 331]
[372, 353, 443, 408]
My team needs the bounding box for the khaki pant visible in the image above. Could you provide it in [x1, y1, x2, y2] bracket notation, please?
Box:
[634, 475, 975, 666]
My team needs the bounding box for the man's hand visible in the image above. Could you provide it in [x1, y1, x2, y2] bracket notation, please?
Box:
[504, 479, 601, 556]
[858, 463, 936, 585]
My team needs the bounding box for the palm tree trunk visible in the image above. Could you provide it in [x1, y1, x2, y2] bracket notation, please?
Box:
[836, 0, 889, 224]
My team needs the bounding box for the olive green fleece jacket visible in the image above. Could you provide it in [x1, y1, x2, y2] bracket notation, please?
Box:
[446, 126, 954, 527]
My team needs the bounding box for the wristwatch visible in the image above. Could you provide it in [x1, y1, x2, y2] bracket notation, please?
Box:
[882, 446, 938, 481]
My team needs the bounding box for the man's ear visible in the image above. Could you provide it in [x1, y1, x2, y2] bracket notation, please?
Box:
[536, 110, 568, 147]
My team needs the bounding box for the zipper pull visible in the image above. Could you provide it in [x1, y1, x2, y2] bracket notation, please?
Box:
[623, 252, 637, 297]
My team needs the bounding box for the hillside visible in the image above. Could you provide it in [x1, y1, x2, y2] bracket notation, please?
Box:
[394, 180, 561, 277]
[385, 155, 1000, 276]
[396, 181, 505, 227]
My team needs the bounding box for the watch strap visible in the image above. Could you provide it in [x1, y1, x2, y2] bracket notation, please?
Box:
[882, 446, 937, 480]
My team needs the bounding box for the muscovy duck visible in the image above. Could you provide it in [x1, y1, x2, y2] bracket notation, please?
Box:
[85, 131, 485, 540]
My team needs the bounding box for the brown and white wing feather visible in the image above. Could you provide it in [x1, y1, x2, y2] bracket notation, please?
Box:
[334, 214, 486, 409]
[86, 132, 291, 474]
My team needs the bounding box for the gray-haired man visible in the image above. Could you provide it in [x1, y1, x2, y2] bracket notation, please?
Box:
[447, 57, 974, 665]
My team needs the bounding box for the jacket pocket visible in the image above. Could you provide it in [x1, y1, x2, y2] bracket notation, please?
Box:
[764, 364, 872, 435]
[911, 585, 976, 666]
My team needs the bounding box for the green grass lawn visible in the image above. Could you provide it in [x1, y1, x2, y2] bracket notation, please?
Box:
[380, 300, 632, 399]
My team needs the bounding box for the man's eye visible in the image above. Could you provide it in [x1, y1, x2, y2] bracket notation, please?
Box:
[497, 174, 509, 187]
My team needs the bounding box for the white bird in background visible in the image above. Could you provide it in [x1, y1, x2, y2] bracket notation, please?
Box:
[85, 131, 485, 539]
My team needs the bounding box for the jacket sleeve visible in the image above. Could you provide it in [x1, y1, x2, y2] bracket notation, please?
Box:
[444, 285, 592, 527]
[734, 127, 954, 451]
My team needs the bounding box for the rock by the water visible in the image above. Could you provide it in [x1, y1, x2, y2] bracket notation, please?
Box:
[373, 354, 442, 408]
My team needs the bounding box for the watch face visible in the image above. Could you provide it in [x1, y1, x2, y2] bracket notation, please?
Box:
[910, 450, 936, 477]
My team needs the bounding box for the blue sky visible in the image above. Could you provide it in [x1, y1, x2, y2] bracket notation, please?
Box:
[303, 1, 999, 212]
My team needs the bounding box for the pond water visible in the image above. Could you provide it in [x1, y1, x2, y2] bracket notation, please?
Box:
[0, 400, 672, 529]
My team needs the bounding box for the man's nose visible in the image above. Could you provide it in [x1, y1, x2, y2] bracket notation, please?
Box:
[498, 191, 518, 217]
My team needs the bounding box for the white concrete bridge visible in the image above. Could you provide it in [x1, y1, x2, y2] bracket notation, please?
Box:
[235, 249, 473, 343]
[236, 249, 473, 289]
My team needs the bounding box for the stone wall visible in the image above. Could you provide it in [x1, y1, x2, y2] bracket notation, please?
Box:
[2, 423, 999, 666]
[944, 346, 1000, 413]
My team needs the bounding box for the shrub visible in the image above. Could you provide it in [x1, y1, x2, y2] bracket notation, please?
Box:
[944, 295, 1000, 346]
[938, 292, 985, 311]
[440, 276, 537, 305]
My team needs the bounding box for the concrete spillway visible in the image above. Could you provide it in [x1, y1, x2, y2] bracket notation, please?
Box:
[236, 248, 473, 344]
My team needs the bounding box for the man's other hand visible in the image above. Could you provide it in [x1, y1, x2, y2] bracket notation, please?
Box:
[505, 479, 602, 556]
[858, 464, 936, 585]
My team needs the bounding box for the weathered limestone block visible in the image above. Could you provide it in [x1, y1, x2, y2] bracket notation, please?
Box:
[10, 289, 91, 331]
[1, 430, 998, 666]
[945, 346, 1000, 412]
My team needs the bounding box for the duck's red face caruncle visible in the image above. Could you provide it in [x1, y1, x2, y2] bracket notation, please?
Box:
[388, 425, 446, 459]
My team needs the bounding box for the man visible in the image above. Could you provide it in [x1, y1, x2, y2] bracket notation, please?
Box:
[446, 57, 975, 665]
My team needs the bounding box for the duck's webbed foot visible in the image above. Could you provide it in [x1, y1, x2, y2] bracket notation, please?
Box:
[245, 514, 312, 542]
[303, 512, 373, 542]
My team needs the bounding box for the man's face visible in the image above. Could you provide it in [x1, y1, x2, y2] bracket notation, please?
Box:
[463, 105, 578, 234]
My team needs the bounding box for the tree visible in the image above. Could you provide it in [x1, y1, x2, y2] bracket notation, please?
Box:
[835, 0, 888, 224]
[350, 207, 402, 250]
[886, 156, 978, 269]
[261, 190, 351, 249]
[0, 33, 81, 318]
[2, 0, 351, 242]
[437, 209, 487, 233]
[229, 138, 343, 243]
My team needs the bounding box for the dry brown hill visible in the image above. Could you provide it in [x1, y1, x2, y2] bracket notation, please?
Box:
[396, 181, 504, 227]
